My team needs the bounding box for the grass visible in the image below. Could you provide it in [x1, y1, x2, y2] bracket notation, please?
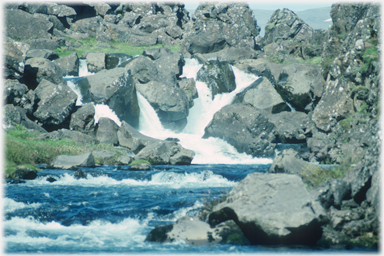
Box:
[55, 36, 181, 58]
[129, 159, 151, 166]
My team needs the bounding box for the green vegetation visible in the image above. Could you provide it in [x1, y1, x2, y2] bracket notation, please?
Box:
[55, 36, 181, 58]
[4, 124, 118, 177]
[129, 159, 151, 166]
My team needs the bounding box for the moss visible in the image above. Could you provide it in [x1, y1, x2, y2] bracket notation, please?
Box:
[129, 159, 151, 166]
[339, 117, 358, 130]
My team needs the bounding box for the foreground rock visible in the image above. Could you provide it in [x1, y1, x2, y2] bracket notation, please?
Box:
[210, 173, 323, 245]
[51, 152, 95, 169]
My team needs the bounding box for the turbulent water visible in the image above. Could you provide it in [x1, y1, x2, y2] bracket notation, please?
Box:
[5, 57, 329, 253]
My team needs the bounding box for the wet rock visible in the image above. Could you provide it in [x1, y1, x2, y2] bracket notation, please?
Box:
[69, 103, 95, 135]
[4, 37, 30, 80]
[54, 52, 79, 76]
[196, 60, 236, 99]
[51, 152, 95, 169]
[86, 52, 106, 73]
[203, 104, 276, 158]
[6, 166, 38, 180]
[129, 162, 151, 171]
[73, 169, 87, 179]
[106, 53, 132, 69]
[178, 78, 198, 107]
[3, 104, 46, 133]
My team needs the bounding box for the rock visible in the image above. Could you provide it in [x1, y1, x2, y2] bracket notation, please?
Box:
[211, 172, 323, 245]
[106, 53, 132, 69]
[7, 166, 38, 180]
[267, 111, 313, 143]
[312, 78, 354, 132]
[129, 162, 151, 171]
[178, 78, 198, 107]
[275, 63, 325, 112]
[116, 156, 133, 165]
[4, 37, 30, 79]
[136, 80, 189, 131]
[3, 104, 46, 133]
[86, 52, 106, 73]
[196, 60, 236, 99]
[85, 68, 140, 128]
[203, 104, 276, 158]
[71, 16, 103, 37]
[233, 77, 289, 114]
[73, 169, 87, 179]
[117, 121, 161, 153]
[51, 152, 95, 169]
[33, 79, 77, 131]
[143, 47, 185, 79]
[95, 117, 119, 145]
[268, 149, 326, 178]
[134, 141, 195, 165]
[316, 179, 351, 209]
[5, 9, 53, 40]
[25, 37, 66, 50]
[124, 55, 158, 83]
[53, 52, 79, 76]
[35, 128, 97, 144]
[24, 57, 66, 90]
[4, 80, 29, 105]
[26, 49, 59, 60]
[263, 8, 313, 45]
[69, 103, 95, 135]
[195, 46, 259, 62]
[86, 2, 112, 17]
[47, 3, 77, 17]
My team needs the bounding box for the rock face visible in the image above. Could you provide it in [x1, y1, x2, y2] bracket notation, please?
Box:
[4, 37, 30, 80]
[24, 57, 66, 89]
[196, 60, 236, 99]
[69, 103, 95, 134]
[84, 68, 140, 128]
[203, 104, 276, 158]
[51, 152, 95, 169]
[211, 173, 323, 245]
[95, 117, 119, 145]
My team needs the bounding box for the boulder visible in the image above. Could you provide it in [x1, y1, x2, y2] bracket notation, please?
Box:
[106, 53, 132, 69]
[136, 80, 189, 131]
[51, 152, 95, 169]
[275, 63, 325, 112]
[5, 9, 53, 40]
[71, 16, 103, 37]
[54, 52, 79, 76]
[263, 8, 313, 45]
[4, 79, 37, 115]
[95, 117, 119, 145]
[178, 78, 198, 107]
[47, 3, 77, 17]
[203, 104, 276, 158]
[211, 172, 323, 245]
[117, 121, 161, 153]
[69, 103, 95, 134]
[312, 78, 354, 132]
[25, 37, 66, 50]
[85, 68, 140, 128]
[3, 104, 46, 133]
[6, 165, 38, 180]
[86, 52, 106, 73]
[4, 37, 30, 79]
[267, 111, 314, 143]
[26, 49, 59, 60]
[194, 46, 259, 62]
[233, 77, 290, 114]
[23, 57, 66, 90]
[33, 79, 77, 130]
[134, 141, 195, 165]
[124, 56, 158, 83]
[196, 60, 236, 99]
[36, 128, 97, 144]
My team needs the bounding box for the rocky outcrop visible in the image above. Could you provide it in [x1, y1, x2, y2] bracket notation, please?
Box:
[95, 117, 119, 145]
[203, 104, 276, 158]
[69, 103, 95, 134]
[54, 52, 79, 76]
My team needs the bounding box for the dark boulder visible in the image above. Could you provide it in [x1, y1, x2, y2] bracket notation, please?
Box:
[33, 79, 77, 131]
[4, 79, 37, 115]
[23, 57, 66, 90]
[73, 169, 87, 179]
[69, 103, 95, 135]
[35, 128, 97, 144]
[6, 165, 38, 180]
[178, 78, 198, 107]
[54, 52, 79, 76]
[203, 104, 276, 158]
[26, 49, 59, 61]
[95, 117, 119, 145]
[86, 52, 106, 73]
[71, 16, 103, 37]
[106, 53, 132, 69]
[3, 104, 46, 133]
[85, 68, 140, 128]
[4, 37, 30, 80]
[196, 60, 236, 99]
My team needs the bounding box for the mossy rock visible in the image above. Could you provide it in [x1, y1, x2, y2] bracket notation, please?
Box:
[5, 163, 40, 180]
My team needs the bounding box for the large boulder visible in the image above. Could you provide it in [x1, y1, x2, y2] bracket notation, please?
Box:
[84, 68, 140, 128]
[35, 128, 97, 144]
[51, 152, 95, 169]
[69, 103, 95, 134]
[233, 77, 290, 113]
[4, 37, 30, 80]
[71, 16, 103, 37]
[33, 79, 77, 131]
[3, 104, 46, 133]
[210, 172, 323, 245]
[134, 141, 195, 165]
[86, 52, 106, 73]
[312, 78, 354, 132]
[4, 79, 37, 115]
[23, 57, 66, 90]
[196, 60, 236, 99]
[95, 117, 119, 145]
[53, 52, 79, 76]
[5, 9, 53, 40]
[203, 104, 276, 158]
[26, 49, 59, 61]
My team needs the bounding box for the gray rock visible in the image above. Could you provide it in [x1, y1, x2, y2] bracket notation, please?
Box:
[92, 150, 117, 159]
[26, 49, 59, 60]
[203, 104, 276, 158]
[26, 37, 66, 50]
[47, 3, 76, 17]
[106, 53, 132, 69]
[33, 80, 77, 130]
[196, 60, 236, 99]
[36, 129, 97, 144]
[178, 78, 198, 107]
[212, 172, 323, 245]
[195, 46, 259, 63]
[87, 2, 112, 17]
[4, 37, 30, 79]
[86, 52, 106, 73]
[4, 80, 28, 105]
[5, 9, 53, 41]
[51, 152, 95, 169]
[134, 141, 195, 165]
[130, 162, 151, 171]
[71, 16, 103, 37]
[24, 57, 66, 89]
[69, 103, 95, 135]
[116, 155, 133, 165]
[7, 166, 38, 180]
[3, 104, 46, 133]
[124, 56, 158, 83]
[233, 77, 289, 114]
[85, 68, 140, 128]
[96, 117, 119, 145]
[54, 52, 79, 76]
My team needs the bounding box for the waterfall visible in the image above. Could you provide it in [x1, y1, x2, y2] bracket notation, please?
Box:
[137, 58, 272, 165]
[78, 59, 94, 77]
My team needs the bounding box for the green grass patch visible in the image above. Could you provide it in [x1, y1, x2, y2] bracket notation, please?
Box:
[129, 159, 151, 166]
[55, 36, 181, 58]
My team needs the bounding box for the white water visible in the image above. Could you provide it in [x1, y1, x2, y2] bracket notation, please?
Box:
[78, 58, 94, 77]
[93, 104, 122, 126]
[137, 58, 272, 165]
